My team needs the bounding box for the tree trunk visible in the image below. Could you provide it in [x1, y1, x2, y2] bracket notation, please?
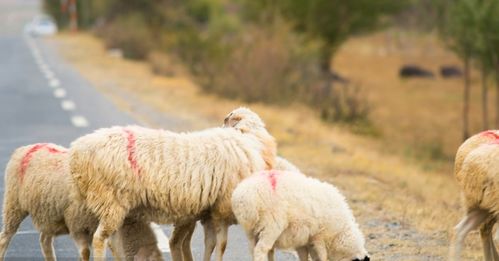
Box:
[496, 65, 499, 128]
[481, 65, 489, 130]
[463, 55, 471, 140]
[68, 0, 78, 32]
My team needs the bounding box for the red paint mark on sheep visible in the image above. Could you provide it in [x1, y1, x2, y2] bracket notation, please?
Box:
[19, 143, 66, 182]
[123, 128, 141, 177]
[480, 130, 499, 140]
[261, 170, 279, 191]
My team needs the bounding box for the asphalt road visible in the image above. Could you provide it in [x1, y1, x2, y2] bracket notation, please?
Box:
[0, 0, 297, 260]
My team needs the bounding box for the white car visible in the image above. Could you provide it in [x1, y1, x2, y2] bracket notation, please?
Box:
[25, 15, 57, 36]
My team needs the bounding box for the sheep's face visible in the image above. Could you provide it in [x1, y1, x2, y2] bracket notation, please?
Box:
[223, 107, 265, 133]
[327, 228, 369, 261]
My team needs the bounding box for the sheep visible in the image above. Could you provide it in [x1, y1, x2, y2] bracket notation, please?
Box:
[0, 143, 164, 261]
[108, 220, 164, 260]
[69, 107, 276, 261]
[231, 170, 369, 261]
[200, 156, 300, 261]
[450, 132, 499, 261]
[454, 130, 499, 177]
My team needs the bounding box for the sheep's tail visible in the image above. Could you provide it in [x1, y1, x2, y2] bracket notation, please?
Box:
[0, 148, 28, 258]
[2, 146, 27, 209]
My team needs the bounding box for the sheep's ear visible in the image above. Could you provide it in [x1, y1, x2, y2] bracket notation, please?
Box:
[223, 112, 233, 127]
[230, 116, 243, 128]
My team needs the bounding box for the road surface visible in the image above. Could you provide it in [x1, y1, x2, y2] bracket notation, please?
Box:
[0, 0, 296, 260]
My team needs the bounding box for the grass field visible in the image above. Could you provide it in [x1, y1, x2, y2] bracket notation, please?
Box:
[335, 30, 493, 166]
[52, 29, 492, 260]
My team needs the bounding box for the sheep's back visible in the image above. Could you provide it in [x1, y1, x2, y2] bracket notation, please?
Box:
[455, 131, 499, 180]
[70, 126, 266, 220]
[459, 144, 499, 214]
[233, 171, 354, 248]
[4, 144, 71, 231]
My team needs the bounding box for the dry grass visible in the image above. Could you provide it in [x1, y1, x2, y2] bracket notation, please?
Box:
[52, 31, 488, 259]
[334, 30, 493, 163]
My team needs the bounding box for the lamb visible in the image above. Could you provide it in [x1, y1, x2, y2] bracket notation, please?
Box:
[450, 131, 499, 261]
[69, 107, 276, 261]
[200, 156, 300, 261]
[0, 143, 163, 261]
[231, 170, 369, 261]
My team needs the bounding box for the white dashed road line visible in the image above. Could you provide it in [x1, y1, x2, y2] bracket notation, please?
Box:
[61, 100, 76, 111]
[44, 70, 55, 80]
[71, 116, 89, 128]
[26, 36, 91, 129]
[53, 88, 66, 98]
[150, 223, 170, 253]
[15, 230, 39, 235]
[49, 78, 60, 88]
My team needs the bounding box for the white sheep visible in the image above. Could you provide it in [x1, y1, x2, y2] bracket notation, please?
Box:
[69, 107, 276, 261]
[0, 143, 163, 261]
[200, 156, 300, 261]
[450, 131, 499, 261]
[231, 170, 369, 261]
[454, 130, 499, 177]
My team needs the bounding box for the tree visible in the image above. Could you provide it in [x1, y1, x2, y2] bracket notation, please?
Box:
[474, 0, 498, 130]
[277, 0, 408, 73]
[441, 0, 483, 140]
[487, 0, 499, 128]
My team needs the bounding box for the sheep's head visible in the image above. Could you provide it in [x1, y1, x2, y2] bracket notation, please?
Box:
[223, 107, 276, 170]
[223, 107, 265, 133]
[327, 223, 369, 261]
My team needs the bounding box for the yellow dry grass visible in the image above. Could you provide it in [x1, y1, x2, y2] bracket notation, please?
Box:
[52, 31, 488, 260]
[334, 30, 492, 162]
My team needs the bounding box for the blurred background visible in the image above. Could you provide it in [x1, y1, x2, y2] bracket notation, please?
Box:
[43, 0, 499, 169]
[4, 0, 499, 259]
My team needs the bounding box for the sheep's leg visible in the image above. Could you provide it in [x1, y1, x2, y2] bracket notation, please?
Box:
[170, 222, 194, 261]
[214, 222, 228, 261]
[93, 206, 127, 261]
[245, 233, 256, 260]
[107, 233, 122, 261]
[202, 219, 216, 261]
[296, 247, 309, 261]
[450, 209, 490, 261]
[267, 248, 275, 261]
[181, 222, 196, 261]
[0, 207, 27, 260]
[480, 217, 499, 261]
[309, 241, 327, 261]
[72, 232, 93, 261]
[39, 232, 56, 261]
[253, 228, 282, 261]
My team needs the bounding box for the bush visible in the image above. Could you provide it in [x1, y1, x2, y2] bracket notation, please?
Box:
[46, 0, 374, 128]
[316, 82, 371, 123]
[96, 13, 154, 60]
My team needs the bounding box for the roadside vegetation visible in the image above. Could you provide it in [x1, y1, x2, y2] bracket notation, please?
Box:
[44, 0, 499, 166]
[44, 0, 411, 127]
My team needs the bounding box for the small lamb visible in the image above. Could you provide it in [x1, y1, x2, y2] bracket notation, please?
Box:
[232, 170, 369, 261]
